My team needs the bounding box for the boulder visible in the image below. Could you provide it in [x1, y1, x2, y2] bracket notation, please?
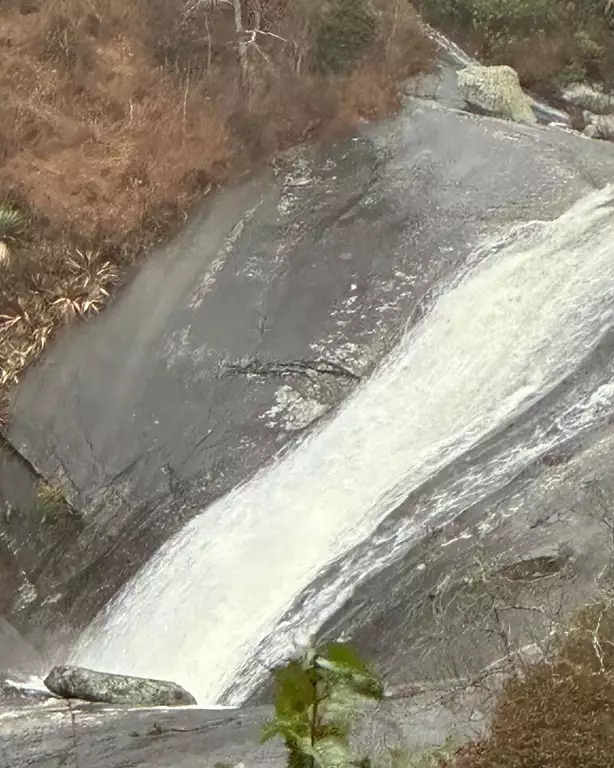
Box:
[457, 64, 537, 125]
[563, 83, 614, 115]
[583, 112, 614, 141]
[44, 666, 197, 707]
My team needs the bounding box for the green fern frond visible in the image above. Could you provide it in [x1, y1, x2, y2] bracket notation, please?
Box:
[317, 643, 384, 700]
[264, 641, 383, 768]
[304, 736, 352, 768]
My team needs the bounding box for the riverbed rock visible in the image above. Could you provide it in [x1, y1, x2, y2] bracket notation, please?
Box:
[44, 666, 197, 707]
[457, 64, 537, 124]
[563, 82, 614, 114]
[583, 112, 614, 141]
[3, 691, 490, 768]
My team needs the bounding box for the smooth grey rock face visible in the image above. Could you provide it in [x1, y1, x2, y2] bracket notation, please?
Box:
[44, 665, 197, 707]
[457, 64, 537, 124]
[0, 617, 42, 674]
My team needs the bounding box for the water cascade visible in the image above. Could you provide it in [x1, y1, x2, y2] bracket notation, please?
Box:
[72, 185, 614, 704]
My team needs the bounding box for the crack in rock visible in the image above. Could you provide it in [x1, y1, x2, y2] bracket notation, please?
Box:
[222, 357, 361, 382]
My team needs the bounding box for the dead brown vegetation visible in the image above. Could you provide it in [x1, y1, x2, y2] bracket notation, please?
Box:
[449, 602, 614, 768]
[0, 0, 435, 401]
[1, 0, 234, 238]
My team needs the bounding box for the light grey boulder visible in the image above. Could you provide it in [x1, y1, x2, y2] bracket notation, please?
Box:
[457, 64, 537, 125]
[583, 112, 614, 141]
[44, 665, 197, 707]
[563, 83, 614, 115]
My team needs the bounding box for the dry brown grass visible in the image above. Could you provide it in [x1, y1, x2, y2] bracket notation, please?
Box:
[448, 602, 614, 768]
[0, 0, 435, 406]
[1, 1, 233, 236]
[0, 0, 234, 394]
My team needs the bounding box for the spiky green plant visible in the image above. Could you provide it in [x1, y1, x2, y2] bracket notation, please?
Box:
[262, 642, 383, 768]
[0, 205, 26, 242]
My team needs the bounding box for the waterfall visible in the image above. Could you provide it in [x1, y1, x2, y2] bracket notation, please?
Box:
[71, 185, 614, 704]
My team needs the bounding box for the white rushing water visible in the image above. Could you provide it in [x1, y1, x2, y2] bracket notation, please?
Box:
[72, 185, 614, 704]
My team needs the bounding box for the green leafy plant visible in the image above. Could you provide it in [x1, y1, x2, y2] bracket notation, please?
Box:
[312, 0, 377, 74]
[262, 641, 383, 768]
[0, 205, 26, 242]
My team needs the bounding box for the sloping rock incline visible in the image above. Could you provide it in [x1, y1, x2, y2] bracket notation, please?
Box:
[7, 86, 614, 675]
[44, 666, 196, 707]
[457, 64, 536, 124]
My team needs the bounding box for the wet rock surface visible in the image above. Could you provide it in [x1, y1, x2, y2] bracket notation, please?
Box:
[7, 92, 614, 653]
[2, 47, 614, 733]
[44, 666, 197, 707]
[307, 419, 614, 696]
[0, 616, 42, 674]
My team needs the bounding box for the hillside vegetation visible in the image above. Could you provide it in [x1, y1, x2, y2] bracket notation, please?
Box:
[0, 0, 434, 406]
[419, 0, 614, 96]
